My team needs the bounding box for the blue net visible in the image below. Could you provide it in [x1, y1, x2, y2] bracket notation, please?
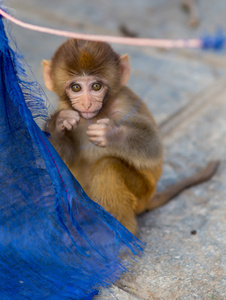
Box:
[0, 15, 143, 299]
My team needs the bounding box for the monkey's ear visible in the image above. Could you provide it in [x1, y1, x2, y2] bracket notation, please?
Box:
[42, 59, 54, 91]
[120, 54, 130, 86]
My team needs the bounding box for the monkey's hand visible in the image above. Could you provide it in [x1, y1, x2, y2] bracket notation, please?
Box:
[86, 118, 116, 147]
[54, 109, 80, 138]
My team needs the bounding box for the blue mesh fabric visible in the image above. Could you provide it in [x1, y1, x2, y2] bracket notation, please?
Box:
[0, 16, 143, 299]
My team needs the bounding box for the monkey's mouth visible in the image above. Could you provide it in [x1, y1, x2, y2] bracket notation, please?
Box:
[80, 111, 99, 119]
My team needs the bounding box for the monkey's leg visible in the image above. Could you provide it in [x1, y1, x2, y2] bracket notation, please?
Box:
[88, 157, 143, 235]
[142, 160, 220, 212]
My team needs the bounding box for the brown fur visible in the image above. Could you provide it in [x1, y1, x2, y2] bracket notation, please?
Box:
[44, 39, 219, 235]
[50, 40, 121, 100]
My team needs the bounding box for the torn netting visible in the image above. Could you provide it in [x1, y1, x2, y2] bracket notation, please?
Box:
[0, 15, 142, 299]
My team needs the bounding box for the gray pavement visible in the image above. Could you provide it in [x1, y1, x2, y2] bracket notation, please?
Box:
[5, 0, 226, 299]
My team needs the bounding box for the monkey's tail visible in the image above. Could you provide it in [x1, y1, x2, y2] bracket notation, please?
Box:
[146, 160, 220, 211]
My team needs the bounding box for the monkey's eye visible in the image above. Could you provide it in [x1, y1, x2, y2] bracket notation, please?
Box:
[71, 84, 81, 92]
[92, 83, 102, 91]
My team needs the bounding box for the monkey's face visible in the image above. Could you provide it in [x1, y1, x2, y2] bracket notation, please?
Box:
[65, 75, 109, 119]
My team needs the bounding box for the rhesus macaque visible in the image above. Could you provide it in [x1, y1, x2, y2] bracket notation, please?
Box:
[43, 39, 218, 235]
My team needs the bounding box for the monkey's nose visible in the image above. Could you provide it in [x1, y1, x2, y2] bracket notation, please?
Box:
[82, 102, 92, 109]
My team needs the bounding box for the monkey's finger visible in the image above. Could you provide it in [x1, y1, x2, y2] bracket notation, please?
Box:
[59, 109, 80, 119]
[87, 126, 107, 132]
[96, 118, 110, 125]
[63, 120, 73, 131]
[86, 129, 107, 137]
[56, 121, 65, 131]
[88, 136, 101, 143]
[68, 118, 78, 128]
[88, 136, 106, 147]
[87, 124, 107, 131]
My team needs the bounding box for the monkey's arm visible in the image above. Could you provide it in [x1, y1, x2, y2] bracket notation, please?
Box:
[47, 110, 80, 164]
[116, 115, 163, 167]
[87, 114, 163, 169]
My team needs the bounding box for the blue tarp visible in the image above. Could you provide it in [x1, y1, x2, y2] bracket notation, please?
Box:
[0, 15, 142, 299]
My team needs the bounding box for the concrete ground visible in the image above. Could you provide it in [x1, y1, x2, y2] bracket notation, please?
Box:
[5, 0, 226, 299]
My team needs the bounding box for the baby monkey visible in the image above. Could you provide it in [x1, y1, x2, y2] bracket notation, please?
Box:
[43, 39, 218, 235]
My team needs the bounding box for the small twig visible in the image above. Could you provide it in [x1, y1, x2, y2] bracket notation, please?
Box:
[119, 24, 139, 38]
[181, 0, 200, 28]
